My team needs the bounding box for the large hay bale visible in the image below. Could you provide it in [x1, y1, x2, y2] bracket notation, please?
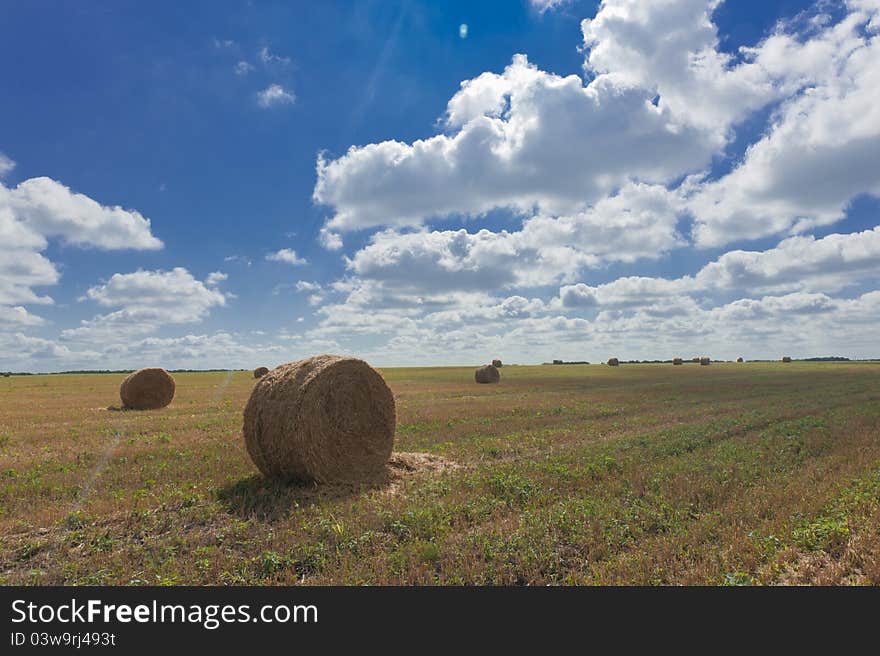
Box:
[120, 368, 175, 410]
[737, 357, 744, 363]
[253, 366, 269, 379]
[243, 354, 395, 483]
[782, 356, 792, 363]
[475, 364, 500, 384]
[492, 359, 503, 368]
[700, 357, 711, 366]
[673, 358, 683, 365]
[607, 358, 619, 366]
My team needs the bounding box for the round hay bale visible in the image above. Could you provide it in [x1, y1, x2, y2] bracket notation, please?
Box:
[492, 359, 503, 368]
[782, 356, 792, 363]
[120, 368, 175, 410]
[607, 358, 619, 366]
[737, 357, 744, 363]
[253, 366, 269, 379]
[699, 357, 711, 366]
[475, 364, 500, 384]
[243, 354, 395, 483]
[672, 358, 683, 365]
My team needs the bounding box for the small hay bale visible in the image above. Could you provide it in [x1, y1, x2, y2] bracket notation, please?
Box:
[253, 366, 269, 379]
[492, 359, 503, 368]
[607, 358, 619, 366]
[700, 357, 711, 366]
[737, 357, 744, 363]
[243, 354, 395, 483]
[475, 364, 500, 384]
[782, 356, 792, 363]
[673, 358, 683, 365]
[120, 368, 175, 410]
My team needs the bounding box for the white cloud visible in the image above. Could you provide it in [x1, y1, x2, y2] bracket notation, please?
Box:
[257, 84, 296, 108]
[0, 177, 162, 250]
[235, 61, 255, 76]
[0, 152, 15, 178]
[61, 268, 228, 343]
[206, 271, 228, 286]
[558, 226, 880, 311]
[0, 177, 162, 328]
[224, 254, 252, 267]
[560, 277, 693, 309]
[83, 268, 226, 321]
[344, 182, 685, 293]
[258, 46, 291, 66]
[694, 227, 880, 293]
[0, 305, 45, 327]
[295, 280, 321, 292]
[689, 5, 880, 245]
[314, 53, 716, 238]
[530, 0, 570, 13]
[313, 0, 870, 244]
[266, 248, 307, 265]
[319, 227, 343, 251]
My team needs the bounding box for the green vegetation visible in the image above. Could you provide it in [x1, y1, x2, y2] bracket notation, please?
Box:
[0, 362, 879, 585]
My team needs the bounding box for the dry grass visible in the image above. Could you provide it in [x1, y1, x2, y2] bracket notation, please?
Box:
[1, 362, 879, 585]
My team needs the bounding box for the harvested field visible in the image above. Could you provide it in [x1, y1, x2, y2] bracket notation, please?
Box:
[1, 362, 879, 585]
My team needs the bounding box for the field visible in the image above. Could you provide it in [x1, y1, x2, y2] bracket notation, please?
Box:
[1, 362, 879, 585]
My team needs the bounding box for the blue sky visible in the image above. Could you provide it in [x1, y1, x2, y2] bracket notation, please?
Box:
[2, 0, 879, 371]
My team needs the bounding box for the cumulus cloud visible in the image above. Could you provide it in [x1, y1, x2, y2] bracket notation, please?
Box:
[61, 268, 227, 342]
[694, 227, 880, 293]
[295, 280, 321, 292]
[314, 53, 715, 238]
[257, 84, 296, 108]
[0, 208, 57, 306]
[345, 182, 685, 293]
[559, 226, 880, 311]
[0, 152, 14, 178]
[206, 271, 228, 286]
[312, 0, 872, 245]
[0, 177, 162, 250]
[266, 248, 307, 265]
[689, 4, 880, 245]
[83, 268, 226, 321]
[0, 177, 163, 329]
[0, 305, 45, 327]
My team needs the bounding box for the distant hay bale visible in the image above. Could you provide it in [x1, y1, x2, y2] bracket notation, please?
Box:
[253, 366, 269, 379]
[700, 357, 711, 366]
[737, 357, 744, 363]
[673, 358, 683, 365]
[120, 368, 175, 410]
[243, 354, 396, 483]
[607, 358, 619, 366]
[492, 359, 503, 368]
[475, 364, 501, 384]
[782, 356, 792, 363]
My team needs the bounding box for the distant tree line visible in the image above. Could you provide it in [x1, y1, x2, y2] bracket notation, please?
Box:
[0, 369, 247, 376]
